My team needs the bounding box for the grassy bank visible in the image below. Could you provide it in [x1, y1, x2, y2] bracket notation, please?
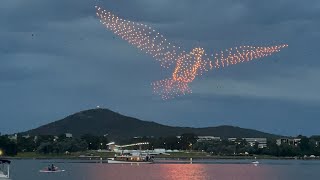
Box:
[155, 152, 292, 159]
[12, 151, 116, 159]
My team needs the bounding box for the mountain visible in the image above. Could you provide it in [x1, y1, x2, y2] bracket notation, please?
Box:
[25, 108, 280, 140]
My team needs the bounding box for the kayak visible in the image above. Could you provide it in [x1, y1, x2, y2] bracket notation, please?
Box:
[39, 169, 65, 173]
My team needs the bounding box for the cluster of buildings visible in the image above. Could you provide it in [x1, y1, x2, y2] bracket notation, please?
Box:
[176, 136, 268, 148]
[276, 138, 301, 146]
[6, 133, 73, 143]
[228, 138, 267, 148]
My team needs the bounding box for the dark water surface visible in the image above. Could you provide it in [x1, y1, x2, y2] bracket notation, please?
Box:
[9, 159, 320, 180]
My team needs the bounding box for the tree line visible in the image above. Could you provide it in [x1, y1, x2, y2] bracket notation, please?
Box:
[0, 133, 320, 157]
[0, 134, 109, 155]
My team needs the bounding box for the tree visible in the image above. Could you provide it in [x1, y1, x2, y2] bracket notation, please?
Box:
[81, 134, 108, 150]
[0, 136, 18, 156]
[37, 142, 53, 154]
[264, 139, 279, 156]
[299, 136, 311, 155]
[235, 139, 247, 154]
[163, 136, 179, 150]
[179, 133, 197, 150]
[17, 135, 36, 152]
[279, 144, 297, 157]
[35, 135, 55, 147]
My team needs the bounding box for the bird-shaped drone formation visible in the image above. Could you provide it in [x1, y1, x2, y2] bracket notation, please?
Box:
[95, 6, 288, 100]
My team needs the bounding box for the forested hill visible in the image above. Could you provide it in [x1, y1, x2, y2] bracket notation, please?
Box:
[25, 108, 279, 140]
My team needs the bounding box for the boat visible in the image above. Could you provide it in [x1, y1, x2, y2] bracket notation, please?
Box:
[108, 152, 154, 164]
[0, 159, 11, 180]
[251, 157, 259, 164]
[39, 169, 65, 173]
[39, 164, 65, 173]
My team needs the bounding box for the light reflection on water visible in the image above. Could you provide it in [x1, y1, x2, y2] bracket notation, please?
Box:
[9, 159, 320, 180]
[89, 164, 274, 180]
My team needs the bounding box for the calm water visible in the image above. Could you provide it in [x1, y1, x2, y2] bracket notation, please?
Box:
[8, 159, 320, 180]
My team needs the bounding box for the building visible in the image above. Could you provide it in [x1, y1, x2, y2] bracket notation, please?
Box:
[34, 136, 38, 143]
[228, 138, 267, 148]
[22, 134, 30, 139]
[276, 138, 301, 146]
[176, 136, 221, 142]
[65, 133, 73, 138]
[8, 134, 17, 142]
[107, 142, 116, 151]
[197, 136, 221, 142]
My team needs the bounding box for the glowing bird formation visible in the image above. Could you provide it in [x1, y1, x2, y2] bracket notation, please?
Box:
[95, 6, 288, 99]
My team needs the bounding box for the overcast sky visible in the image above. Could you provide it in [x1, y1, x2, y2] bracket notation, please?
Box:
[1, 0, 319, 136]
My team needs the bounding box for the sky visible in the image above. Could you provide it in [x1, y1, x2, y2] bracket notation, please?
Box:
[0, 0, 319, 136]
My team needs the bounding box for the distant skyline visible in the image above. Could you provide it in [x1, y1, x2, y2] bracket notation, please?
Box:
[1, 0, 320, 136]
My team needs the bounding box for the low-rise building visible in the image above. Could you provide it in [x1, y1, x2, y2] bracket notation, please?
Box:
[22, 134, 31, 139]
[107, 142, 116, 151]
[176, 135, 221, 142]
[197, 136, 221, 142]
[65, 133, 73, 138]
[34, 136, 38, 143]
[228, 137, 267, 148]
[276, 138, 301, 146]
[8, 134, 17, 142]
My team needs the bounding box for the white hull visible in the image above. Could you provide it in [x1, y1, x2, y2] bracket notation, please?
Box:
[0, 172, 9, 179]
[107, 160, 153, 164]
[0, 176, 10, 180]
[39, 170, 65, 173]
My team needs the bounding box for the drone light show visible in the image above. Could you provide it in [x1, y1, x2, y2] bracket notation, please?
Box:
[95, 6, 288, 100]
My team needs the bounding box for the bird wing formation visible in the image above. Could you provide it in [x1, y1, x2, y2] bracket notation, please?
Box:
[96, 6, 184, 69]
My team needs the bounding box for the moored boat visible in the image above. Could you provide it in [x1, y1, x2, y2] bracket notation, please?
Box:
[0, 159, 11, 180]
[108, 153, 154, 164]
[251, 157, 259, 164]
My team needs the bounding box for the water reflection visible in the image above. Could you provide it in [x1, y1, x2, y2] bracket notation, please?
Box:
[159, 164, 209, 180]
[88, 163, 277, 180]
[10, 159, 320, 180]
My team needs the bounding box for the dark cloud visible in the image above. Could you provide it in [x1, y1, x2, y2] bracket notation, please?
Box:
[0, 0, 319, 136]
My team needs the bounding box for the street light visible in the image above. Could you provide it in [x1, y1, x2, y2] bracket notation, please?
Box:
[189, 143, 193, 152]
[0, 149, 3, 156]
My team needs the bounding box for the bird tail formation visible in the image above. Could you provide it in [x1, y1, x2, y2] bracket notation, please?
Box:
[152, 78, 191, 100]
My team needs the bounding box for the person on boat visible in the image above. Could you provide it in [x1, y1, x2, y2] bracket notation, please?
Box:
[51, 164, 55, 171]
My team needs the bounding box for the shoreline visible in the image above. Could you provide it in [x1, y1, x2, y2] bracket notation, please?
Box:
[4, 155, 319, 161]
[2, 151, 319, 161]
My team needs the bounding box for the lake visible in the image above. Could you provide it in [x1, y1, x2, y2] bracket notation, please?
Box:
[8, 159, 320, 180]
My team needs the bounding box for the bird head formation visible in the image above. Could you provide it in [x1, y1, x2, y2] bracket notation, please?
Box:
[95, 6, 288, 100]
